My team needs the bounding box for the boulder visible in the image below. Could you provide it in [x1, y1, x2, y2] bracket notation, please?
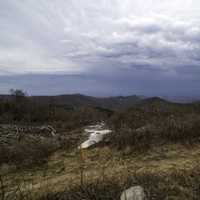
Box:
[120, 186, 146, 200]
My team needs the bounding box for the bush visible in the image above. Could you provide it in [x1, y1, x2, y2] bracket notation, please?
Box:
[110, 113, 200, 151]
[0, 137, 59, 169]
[111, 125, 156, 152]
[161, 114, 200, 143]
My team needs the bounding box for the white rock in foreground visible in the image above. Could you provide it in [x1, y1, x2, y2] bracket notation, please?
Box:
[79, 123, 112, 149]
[120, 186, 146, 200]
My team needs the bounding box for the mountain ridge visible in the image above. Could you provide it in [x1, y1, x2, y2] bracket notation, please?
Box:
[1, 93, 198, 109]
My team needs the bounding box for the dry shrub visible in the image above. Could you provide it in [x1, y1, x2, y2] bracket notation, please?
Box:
[110, 124, 159, 152]
[161, 114, 200, 143]
[0, 137, 59, 169]
[110, 114, 200, 151]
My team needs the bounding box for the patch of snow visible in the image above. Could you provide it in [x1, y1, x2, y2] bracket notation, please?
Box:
[79, 123, 112, 149]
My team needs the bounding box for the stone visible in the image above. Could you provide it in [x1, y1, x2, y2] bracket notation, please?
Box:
[120, 186, 146, 200]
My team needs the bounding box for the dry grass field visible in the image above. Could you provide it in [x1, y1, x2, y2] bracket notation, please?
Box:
[2, 142, 200, 199]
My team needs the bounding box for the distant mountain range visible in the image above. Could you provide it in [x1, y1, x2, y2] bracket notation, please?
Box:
[0, 93, 199, 109]
[162, 96, 200, 103]
[30, 94, 143, 109]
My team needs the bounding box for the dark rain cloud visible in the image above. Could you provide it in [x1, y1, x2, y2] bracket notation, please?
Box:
[0, 0, 200, 96]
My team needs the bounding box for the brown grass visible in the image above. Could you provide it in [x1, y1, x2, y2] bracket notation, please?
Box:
[2, 143, 200, 199]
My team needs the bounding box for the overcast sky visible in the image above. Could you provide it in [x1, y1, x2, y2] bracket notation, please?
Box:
[0, 0, 200, 96]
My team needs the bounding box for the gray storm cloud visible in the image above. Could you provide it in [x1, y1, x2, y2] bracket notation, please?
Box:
[0, 0, 200, 96]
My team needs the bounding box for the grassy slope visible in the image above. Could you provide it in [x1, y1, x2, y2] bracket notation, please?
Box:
[1, 99, 200, 199]
[3, 143, 200, 199]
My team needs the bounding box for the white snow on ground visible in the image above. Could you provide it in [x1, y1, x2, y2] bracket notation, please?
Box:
[79, 123, 112, 149]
